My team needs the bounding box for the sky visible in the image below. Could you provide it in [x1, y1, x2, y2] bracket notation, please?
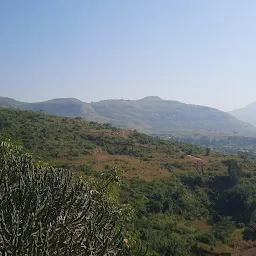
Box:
[1, 0, 256, 111]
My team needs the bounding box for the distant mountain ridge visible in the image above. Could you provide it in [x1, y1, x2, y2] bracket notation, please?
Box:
[230, 101, 256, 127]
[1, 96, 256, 136]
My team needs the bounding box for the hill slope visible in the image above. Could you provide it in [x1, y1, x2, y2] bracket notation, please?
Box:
[0, 107, 232, 180]
[1, 96, 256, 136]
[0, 96, 27, 109]
[1, 107, 256, 179]
[91, 97, 256, 135]
[230, 101, 256, 127]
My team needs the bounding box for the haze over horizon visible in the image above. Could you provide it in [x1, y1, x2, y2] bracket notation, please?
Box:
[1, 0, 256, 112]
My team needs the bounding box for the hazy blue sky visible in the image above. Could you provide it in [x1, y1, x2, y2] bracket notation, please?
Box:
[1, 0, 256, 111]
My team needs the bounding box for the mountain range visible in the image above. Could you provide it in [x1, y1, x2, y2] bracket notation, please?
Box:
[1, 96, 256, 136]
[230, 101, 256, 127]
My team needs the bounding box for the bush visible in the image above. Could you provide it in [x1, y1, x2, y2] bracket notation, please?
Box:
[172, 162, 184, 169]
[197, 232, 216, 245]
[164, 163, 173, 172]
[213, 216, 235, 243]
[249, 210, 256, 232]
[180, 172, 203, 189]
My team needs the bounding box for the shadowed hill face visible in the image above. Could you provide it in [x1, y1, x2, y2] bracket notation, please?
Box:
[230, 101, 256, 127]
[24, 98, 109, 123]
[27, 98, 98, 118]
[0, 96, 256, 135]
[0, 96, 27, 109]
[91, 98, 256, 135]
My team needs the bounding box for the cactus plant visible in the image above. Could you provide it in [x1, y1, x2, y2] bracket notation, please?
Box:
[0, 141, 131, 255]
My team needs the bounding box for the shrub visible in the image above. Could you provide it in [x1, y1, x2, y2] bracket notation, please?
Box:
[213, 216, 235, 243]
[172, 162, 184, 169]
[0, 141, 130, 255]
[163, 163, 173, 172]
[197, 232, 216, 245]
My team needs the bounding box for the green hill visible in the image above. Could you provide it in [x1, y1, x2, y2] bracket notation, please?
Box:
[1, 107, 256, 255]
[0, 96, 27, 109]
[91, 97, 256, 135]
[1, 96, 256, 136]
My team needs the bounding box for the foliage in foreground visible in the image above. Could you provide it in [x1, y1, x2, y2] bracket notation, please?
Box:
[121, 163, 256, 255]
[0, 141, 131, 256]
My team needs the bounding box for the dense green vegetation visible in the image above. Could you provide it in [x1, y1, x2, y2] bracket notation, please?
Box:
[1, 95, 256, 135]
[121, 167, 256, 255]
[0, 107, 256, 255]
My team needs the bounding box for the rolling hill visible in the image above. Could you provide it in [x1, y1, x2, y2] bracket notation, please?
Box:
[1, 96, 256, 136]
[230, 101, 256, 127]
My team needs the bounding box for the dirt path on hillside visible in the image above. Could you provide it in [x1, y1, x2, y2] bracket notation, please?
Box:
[186, 154, 204, 162]
[179, 150, 205, 163]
